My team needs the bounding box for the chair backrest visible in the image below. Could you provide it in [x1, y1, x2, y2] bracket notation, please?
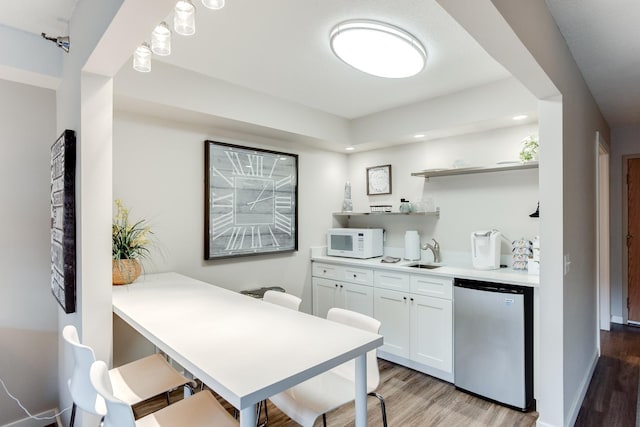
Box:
[62, 325, 105, 416]
[90, 360, 137, 427]
[263, 290, 302, 311]
[326, 308, 382, 390]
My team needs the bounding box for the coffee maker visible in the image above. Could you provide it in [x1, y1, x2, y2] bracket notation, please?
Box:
[471, 230, 502, 270]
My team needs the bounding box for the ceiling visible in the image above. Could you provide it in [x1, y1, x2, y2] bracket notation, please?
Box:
[545, 0, 640, 127]
[0, 0, 636, 138]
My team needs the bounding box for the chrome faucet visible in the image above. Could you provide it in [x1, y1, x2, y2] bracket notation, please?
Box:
[422, 238, 441, 263]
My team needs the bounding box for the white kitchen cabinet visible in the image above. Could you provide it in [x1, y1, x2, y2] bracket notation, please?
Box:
[312, 263, 374, 318]
[373, 287, 410, 358]
[410, 294, 453, 372]
[374, 270, 453, 380]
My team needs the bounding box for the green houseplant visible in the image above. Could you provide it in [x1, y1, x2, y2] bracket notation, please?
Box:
[112, 199, 152, 285]
[519, 135, 539, 162]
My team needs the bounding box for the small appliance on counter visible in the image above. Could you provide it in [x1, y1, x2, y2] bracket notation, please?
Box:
[471, 230, 502, 270]
[404, 230, 420, 261]
[327, 228, 383, 259]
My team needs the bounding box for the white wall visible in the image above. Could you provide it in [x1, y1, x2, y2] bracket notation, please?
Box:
[438, 1, 610, 425]
[113, 110, 347, 314]
[345, 124, 539, 262]
[0, 78, 58, 425]
[610, 125, 640, 322]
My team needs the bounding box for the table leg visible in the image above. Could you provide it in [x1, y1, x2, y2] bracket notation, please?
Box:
[355, 353, 367, 427]
[240, 404, 257, 427]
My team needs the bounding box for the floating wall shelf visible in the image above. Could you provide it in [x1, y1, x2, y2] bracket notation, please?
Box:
[333, 208, 440, 218]
[411, 161, 539, 179]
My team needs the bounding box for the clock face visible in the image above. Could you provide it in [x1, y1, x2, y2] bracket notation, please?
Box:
[205, 141, 298, 259]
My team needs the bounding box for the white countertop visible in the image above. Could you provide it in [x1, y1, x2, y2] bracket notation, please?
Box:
[311, 255, 539, 288]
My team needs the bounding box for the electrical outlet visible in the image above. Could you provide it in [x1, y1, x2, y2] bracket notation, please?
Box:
[564, 253, 571, 275]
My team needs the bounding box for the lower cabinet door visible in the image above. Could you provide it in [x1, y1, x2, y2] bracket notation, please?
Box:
[341, 282, 374, 317]
[312, 277, 338, 318]
[374, 288, 410, 358]
[410, 294, 453, 373]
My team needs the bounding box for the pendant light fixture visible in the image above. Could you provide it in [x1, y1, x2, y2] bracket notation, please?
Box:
[174, 0, 196, 36]
[151, 21, 171, 56]
[201, 0, 225, 10]
[330, 20, 426, 78]
[133, 43, 152, 72]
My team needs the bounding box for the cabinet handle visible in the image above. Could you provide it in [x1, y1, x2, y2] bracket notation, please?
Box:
[410, 297, 414, 302]
[323, 270, 327, 273]
[353, 274, 357, 278]
[403, 296, 407, 301]
[334, 283, 338, 288]
[340, 284, 344, 288]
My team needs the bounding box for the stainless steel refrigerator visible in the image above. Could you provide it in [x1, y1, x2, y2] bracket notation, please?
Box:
[453, 278, 534, 411]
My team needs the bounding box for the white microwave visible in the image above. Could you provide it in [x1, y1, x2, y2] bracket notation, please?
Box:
[327, 228, 384, 259]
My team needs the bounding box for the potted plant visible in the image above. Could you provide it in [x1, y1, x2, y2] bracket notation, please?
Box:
[112, 199, 152, 285]
[519, 135, 539, 162]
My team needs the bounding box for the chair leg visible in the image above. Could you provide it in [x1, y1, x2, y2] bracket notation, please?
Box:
[322, 413, 327, 427]
[256, 399, 269, 427]
[69, 403, 76, 427]
[368, 392, 387, 427]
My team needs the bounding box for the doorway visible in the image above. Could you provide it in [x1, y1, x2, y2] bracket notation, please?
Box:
[597, 134, 610, 332]
[627, 157, 640, 324]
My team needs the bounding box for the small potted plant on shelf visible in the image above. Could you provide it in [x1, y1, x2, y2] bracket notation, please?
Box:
[112, 199, 152, 285]
[519, 135, 539, 163]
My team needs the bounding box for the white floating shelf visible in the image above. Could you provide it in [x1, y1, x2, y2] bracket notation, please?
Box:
[411, 161, 539, 178]
[333, 208, 440, 218]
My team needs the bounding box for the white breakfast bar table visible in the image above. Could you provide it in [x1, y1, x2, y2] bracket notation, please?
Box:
[112, 272, 383, 427]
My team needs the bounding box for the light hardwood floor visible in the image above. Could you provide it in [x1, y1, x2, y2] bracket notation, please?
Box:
[135, 359, 538, 426]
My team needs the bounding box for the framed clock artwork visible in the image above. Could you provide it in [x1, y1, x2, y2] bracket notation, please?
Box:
[205, 141, 298, 259]
[366, 164, 392, 195]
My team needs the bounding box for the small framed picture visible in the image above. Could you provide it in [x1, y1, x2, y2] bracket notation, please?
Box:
[366, 164, 392, 195]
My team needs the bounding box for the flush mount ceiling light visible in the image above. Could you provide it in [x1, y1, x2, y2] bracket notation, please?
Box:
[512, 114, 528, 121]
[330, 20, 426, 78]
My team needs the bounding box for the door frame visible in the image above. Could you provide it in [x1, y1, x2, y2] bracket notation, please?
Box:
[622, 154, 640, 324]
[596, 132, 610, 336]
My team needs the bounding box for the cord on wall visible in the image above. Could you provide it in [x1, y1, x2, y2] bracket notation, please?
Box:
[0, 377, 71, 421]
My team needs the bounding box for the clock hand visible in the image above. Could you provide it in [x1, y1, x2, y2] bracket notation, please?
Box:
[247, 194, 274, 210]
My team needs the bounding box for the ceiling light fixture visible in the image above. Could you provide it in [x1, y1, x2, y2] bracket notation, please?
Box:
[345, 147, 355, 151]
[329, 20, 426, 78]
[174, 0, 196, 36]
[133, 43, 152, 72]
[41, 33, 70, 53]
[151, 22, 172, 56]
[414, 134, 425, 138]
[202, 0, 225, 10]
[512, 114, 528, 121]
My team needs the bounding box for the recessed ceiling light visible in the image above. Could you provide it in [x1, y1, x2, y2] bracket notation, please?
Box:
[330, 20, 427, 79]
[414, 134, 425, 138]
[345, 146, 355, 151]
[512, 114, 528, 121]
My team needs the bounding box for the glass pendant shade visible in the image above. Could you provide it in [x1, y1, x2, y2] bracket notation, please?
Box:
[133, 43, 152, 72]
[151, 22, 171, 56]
[202, 0, 225, 10]
[330, 20, 426, 78]
[174, 0, 196, 36]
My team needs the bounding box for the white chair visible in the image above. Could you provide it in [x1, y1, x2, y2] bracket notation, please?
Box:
[268, 308, 388, 427]
[262, 290, 302, 311]
[90, 360, 238, 427]
[62, 325, 193, 426]
[256, 289, 302, 426]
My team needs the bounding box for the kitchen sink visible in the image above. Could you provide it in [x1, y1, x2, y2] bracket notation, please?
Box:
[407, 263, 442, 269]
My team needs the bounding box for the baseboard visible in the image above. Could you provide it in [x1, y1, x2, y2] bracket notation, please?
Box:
[535, 420, 557, 427]
[565, 349, 599, 427]
[1, 409, 60, 427]
[612, 315, 623, 324]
